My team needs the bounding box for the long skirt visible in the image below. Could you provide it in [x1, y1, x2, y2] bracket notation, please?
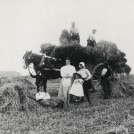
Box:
[58, 78, 73, 101]
[82, 79, 92, 103]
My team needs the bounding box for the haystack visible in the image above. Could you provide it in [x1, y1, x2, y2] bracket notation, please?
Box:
[0, 76, 38, 113]
[111, 76, 134, 98]
[40, 40, 130, 74]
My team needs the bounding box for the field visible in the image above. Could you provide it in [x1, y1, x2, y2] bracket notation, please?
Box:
[0, 76, 134, 134]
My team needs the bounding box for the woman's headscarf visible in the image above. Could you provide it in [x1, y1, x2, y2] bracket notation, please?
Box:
[79, 62, 85, 68]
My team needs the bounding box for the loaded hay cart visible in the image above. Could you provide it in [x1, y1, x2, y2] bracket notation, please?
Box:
[0, 40, 132, 111]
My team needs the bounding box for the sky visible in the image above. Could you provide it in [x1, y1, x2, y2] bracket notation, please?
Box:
[0, 0, 134, 75]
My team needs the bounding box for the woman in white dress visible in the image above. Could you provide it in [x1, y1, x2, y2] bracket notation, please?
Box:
[58, 58, 76, 103]
[69, 73, 84, 99]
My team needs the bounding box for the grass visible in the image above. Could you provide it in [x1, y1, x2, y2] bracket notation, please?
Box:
[0, 76, 134, 133]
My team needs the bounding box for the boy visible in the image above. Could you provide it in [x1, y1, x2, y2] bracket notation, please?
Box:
[36, 86, 64, 109]
[30, 70, 47, 92]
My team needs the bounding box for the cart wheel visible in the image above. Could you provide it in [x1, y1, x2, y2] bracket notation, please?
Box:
[91, 63, 105, 92]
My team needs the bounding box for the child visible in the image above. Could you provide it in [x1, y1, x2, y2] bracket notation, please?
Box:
[69, 73, 84, 102]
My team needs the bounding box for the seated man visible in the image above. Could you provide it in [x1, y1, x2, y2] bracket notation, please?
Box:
[29, 70, 47, 92]
[36, 86, 64, 109]
[36, 86, 50, 101]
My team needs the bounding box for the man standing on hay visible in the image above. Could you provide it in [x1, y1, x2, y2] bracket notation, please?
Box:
[101, 62, 112, 99]
[70, 22, 80, 43]
[87, 29, 97, 47]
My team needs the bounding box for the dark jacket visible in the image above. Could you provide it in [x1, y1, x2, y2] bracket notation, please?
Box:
[101, 65, 112, 80]
[30, 74, 47, 85]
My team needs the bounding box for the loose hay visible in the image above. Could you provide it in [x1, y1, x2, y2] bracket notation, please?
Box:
[111, 76, 134, 98]
[0, 76, 38, 113]
[1, 75, 134, 133]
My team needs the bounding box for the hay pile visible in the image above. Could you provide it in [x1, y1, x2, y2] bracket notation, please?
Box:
[40, 40, 131, 74]
[111, 76, 134, 98]
[0, 76, 38, 113]
[0, 75, 134, 114]
[93, 76, 134, 99]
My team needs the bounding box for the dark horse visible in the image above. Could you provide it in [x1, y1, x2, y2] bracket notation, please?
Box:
[23, 51, 62, 90]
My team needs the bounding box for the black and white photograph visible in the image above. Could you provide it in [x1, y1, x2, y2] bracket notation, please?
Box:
[0, 0, 134, 133]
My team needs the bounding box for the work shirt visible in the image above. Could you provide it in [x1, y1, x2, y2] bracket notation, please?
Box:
[101, 68, 108, 76]
[70, 27, 79, 35]
[87, 33, 95, 41]
[77, 68, 92, 80]
[36, 92, 50, 101]
[60, 65, 76, 78]
[101, 67, 112, 79]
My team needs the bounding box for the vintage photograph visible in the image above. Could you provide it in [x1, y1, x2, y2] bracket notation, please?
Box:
[0, 0, 134, 133]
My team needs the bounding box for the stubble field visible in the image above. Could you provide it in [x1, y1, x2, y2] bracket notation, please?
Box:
[0, 76, 134, 134]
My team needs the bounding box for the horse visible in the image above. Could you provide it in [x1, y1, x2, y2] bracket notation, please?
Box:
[23, 51, 62, 92]
[23, 51, 62, 79]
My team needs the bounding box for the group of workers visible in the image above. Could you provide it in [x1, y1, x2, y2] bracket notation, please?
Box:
[28, 22, 112, 108]
[29, 58, 112, 109]
[58, 59, 92, 104]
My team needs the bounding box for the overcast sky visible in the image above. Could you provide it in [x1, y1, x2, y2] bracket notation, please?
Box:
[0, 0, 134, 75]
